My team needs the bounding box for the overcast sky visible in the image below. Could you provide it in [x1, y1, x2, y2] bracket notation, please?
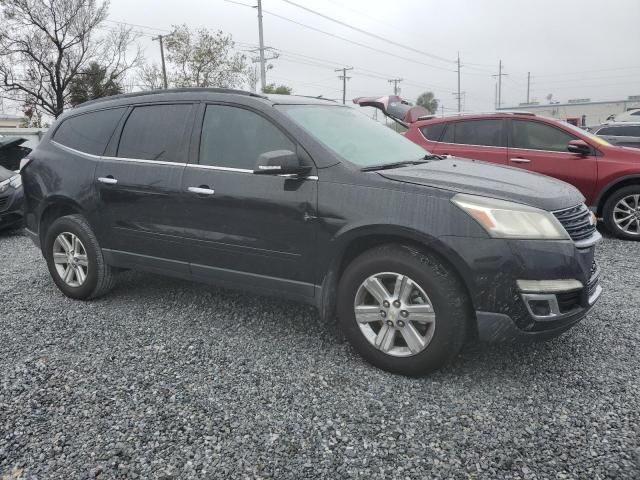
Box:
[12, 0, 640, 115]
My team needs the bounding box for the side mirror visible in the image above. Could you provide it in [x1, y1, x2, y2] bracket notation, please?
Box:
[253, 150, 312, 176]
[567, 139, 591, 156]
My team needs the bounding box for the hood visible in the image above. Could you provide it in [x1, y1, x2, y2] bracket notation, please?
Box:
[379, 157, 584, 211]
[0, 165, 17, 182]
[352, 95, 431, 124]
[0, 136, 27, 150]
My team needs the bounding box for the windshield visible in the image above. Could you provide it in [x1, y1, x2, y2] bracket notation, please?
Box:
[278, 104, 429, 167]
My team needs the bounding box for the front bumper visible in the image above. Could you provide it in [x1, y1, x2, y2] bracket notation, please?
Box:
[0, 185, 24, 230]
[439, 233, 601, 341]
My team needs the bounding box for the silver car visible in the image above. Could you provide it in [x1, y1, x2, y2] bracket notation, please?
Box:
[589, 123, 640, 149]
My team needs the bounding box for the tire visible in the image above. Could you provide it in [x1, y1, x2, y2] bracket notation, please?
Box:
[44, 214, 117, 299]
[602, 185, 640, 240]
[337, 243, 470, 376]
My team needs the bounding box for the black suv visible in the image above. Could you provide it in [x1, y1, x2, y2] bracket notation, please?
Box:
[21, 88, 602, 375]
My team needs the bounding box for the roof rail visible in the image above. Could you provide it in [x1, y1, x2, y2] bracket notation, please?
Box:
[76, 87, 267, 109]
[417, 110, 536, 121]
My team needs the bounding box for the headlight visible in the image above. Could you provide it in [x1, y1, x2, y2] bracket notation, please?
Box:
[451, 193, 570, 240]
[0, 174, 22, 193]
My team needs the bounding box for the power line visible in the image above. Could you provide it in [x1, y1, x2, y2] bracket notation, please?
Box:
[279, 0, 454, 64]
[222, 0, 457, 73]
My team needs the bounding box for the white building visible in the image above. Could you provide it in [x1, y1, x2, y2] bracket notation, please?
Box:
[498, 95, 640, 127]
[0, 113, 26, 128]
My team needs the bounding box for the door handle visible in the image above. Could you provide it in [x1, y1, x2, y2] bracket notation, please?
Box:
[510, 158, 530, 164]
[188, 186, 215, 195]
[97, 176, 118, 185]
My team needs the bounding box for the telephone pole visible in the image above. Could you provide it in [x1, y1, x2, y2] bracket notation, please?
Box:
[152, 35, 168, 89]
[456, 52, 461, 112]
[526, 71, 531, 104]
[256, 0, 267, 91]
[492, 60, 507, 109]
[388, 78, 403, 96]
[336, 67, 353, 104]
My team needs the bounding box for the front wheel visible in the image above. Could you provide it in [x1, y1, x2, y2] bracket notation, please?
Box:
[602, 186, 640, 240]
[337, 244, 470, 376]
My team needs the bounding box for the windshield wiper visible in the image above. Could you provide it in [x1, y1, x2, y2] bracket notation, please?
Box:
[361, 156, 440, 172]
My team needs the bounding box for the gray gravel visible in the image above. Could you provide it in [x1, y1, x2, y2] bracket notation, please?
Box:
[1, 229, 638, 479]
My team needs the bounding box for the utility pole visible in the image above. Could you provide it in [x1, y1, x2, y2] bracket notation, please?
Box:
[526, 71, 531, 105]
[336, 67, 353, 104]
[256, 0, 267, 91]
[152, 35, 168, 89]
[388, 78, 403, 96]
[456, 52, 461, 112]
[492, 60, 507, 109]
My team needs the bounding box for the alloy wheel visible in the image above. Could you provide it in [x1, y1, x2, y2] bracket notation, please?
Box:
[52, 232, 89, 287]
[613, 194, 640, 236]
[353, 272, 436, 357]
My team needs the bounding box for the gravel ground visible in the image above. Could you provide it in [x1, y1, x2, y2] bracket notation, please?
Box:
[1, 229, 638, 480]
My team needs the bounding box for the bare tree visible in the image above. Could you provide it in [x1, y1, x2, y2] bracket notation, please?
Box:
[0, 0, 140, 118]
[137, 63, 165, 91]
[163, 24, 247, 88]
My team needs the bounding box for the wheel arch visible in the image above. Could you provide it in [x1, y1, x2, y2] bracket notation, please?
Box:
[318, 224, 476, 333]
[594, 175, 640, 216]
[37, 196, 88, 252]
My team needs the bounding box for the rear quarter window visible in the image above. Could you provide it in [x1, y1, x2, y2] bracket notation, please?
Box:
[420, 123, 446, 141]
[52, 108, 125, 155]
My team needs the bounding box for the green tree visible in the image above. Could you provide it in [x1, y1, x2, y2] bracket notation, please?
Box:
[416, 91, 439, 114]
[69, 62, 123, 106]
[262, 83, 292, 95]
[163, 24, 247, 88]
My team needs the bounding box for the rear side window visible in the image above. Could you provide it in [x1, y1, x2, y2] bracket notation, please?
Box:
[597, 126, 617, 135]
[199, 105, 295, 170]
[511, 120, 576, 152]
[420, 123, 446, 141]
[53, 108, 125, 155]
[117, 104, 192, 161]
[439, 119, 504, 147]
[599, 126, 640, 137]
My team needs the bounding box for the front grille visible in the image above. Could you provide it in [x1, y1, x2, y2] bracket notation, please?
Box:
[557, 290, 581, 313]
[553, 204, 596, 242]
[0, 195, 8, 212]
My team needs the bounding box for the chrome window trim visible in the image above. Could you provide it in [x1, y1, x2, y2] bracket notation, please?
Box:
[52, 140, 319, 179]
[185, 164, 253, 173]
[52, 140, 187, 166]
[435, 141, 507, 149]
[51, 140, 102, 160]
[102, 156, 187, 166]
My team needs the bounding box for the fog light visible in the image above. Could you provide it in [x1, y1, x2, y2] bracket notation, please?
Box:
[528, 299, 552, 317]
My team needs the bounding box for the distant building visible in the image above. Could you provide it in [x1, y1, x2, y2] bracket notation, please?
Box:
[0, 113, 26, 128]
[498, 95, 640, 127]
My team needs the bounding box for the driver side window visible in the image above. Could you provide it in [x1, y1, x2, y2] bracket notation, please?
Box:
[199, 105, 295, 169]
[511, 120, 576, 152]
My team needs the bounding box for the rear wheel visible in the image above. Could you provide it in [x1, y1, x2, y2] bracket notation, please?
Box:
[603, 186, 640, 240]
[44, 214, 117, 299]
[337, 244, 470, 375]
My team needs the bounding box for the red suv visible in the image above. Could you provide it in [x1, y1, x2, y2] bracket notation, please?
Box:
[354, 97, 640, 240]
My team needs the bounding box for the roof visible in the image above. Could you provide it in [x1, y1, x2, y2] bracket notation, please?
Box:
[75, 87, 342, 109]
[76, 87, 266, 109]
[266, 94, 339, 105]
[499, 99, 640, 109]
[414, 111, 537, 124]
